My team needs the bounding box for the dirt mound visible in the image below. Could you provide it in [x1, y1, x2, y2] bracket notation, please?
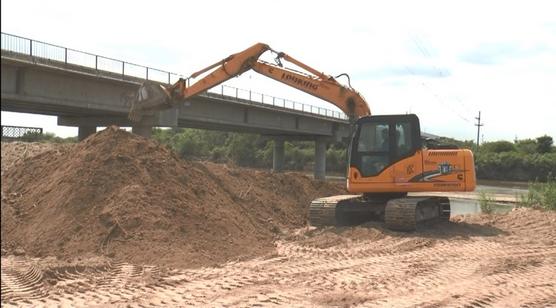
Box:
[1, 142, 71, 176]
[1, 127, 345, 267]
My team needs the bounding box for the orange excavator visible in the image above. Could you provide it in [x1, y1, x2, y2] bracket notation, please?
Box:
[129, 43, 476, 231]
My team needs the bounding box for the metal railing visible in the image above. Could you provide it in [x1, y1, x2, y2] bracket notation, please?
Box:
[1, 125, 43, 139]
[1, 32, 348, 120]
[211, 85, 346, 118]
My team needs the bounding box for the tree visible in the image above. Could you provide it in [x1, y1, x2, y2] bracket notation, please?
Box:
[515, 139, 537, 154]
[480, 141, 516, 153]
[225, 133, 259, 166]
[536, 135, 554, 154]
[435, 137, 474, 150]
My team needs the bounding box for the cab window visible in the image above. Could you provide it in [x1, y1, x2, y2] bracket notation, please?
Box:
[356, 122, 390, 176]
[357, 123, 389, 152]
[395, 122, 413, 158]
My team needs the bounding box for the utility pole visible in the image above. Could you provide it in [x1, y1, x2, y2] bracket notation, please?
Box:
[474, 111, 483, 152]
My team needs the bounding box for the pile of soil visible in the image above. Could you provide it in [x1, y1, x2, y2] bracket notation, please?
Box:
[1, 127, 345, 268]
[1, 142, 70, 176]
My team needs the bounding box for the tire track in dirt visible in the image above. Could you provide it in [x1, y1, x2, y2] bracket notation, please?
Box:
[2, 214, 556, 307]
[1, 259, 47, 303]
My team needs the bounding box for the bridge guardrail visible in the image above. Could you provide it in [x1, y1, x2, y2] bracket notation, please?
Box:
[1, 32, 348, 120]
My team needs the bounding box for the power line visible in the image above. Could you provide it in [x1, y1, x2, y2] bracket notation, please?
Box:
[411, 36, 445, 78]
[410, 34, 478, 122]
[403, 65, 471, 123]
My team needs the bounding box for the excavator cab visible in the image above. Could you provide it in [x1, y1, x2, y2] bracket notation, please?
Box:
[347, 113, 475, 195]
[349, 114, 422, 179]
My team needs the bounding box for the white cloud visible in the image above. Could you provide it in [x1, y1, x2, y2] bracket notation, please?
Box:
[1, 0, 555, 140]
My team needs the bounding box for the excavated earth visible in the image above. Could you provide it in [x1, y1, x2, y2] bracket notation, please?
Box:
[1, 127, 345, 267]
[2, 128, 555, 307]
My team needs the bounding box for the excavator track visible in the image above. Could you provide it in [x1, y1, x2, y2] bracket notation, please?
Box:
[309, 195, 361, 227]
[385, 197, 450, 231]
[309, 195, 388, 227]
[308, 200, 338, 227]
[309, 195, 450, 231]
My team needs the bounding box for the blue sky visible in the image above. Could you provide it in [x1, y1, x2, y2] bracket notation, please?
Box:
[1, 0, 555, 141]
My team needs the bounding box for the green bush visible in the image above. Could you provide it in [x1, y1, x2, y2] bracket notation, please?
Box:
[519, 174, 556, 210]
[18, 132, 76, 143]
[284, 142, 312, 170]
[209, 146, 228, 162]
[225, 133, 259, 166]
[254, 142, 273, 167]
[475, 151, 556, 182]
[326, 146, 347, 173]
[479, 191, 495, 213]
[536, 135, 554, 154]
[153, 128, 556, 182]
[435, 137, 474, 149]
[515, 139, 537, 154]
[480, 141, 516, 153]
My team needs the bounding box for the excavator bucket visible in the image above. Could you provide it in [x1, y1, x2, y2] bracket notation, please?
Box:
[128, 81, 172, 122]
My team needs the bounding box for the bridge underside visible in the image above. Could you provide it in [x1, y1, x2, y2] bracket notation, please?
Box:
[2, 55, 351, 179]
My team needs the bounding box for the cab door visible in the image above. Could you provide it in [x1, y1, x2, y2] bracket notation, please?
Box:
[392, 121, 423, 184]
[352, 121, 392, 181]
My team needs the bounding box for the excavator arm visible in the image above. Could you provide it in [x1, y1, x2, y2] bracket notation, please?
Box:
[251, 60, 370, 119]
[128, 43, 370, 122]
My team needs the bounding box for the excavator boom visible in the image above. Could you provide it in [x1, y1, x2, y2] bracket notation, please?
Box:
[251, 61, 369, 119]
[128, 43, 369, 122]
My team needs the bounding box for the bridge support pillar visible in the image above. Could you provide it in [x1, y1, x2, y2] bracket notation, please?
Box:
[272, 139, 285, 172]
[314, 138, 327, 180]
[78, 126, 96, 141]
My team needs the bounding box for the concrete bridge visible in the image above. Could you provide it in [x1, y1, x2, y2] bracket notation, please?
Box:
[1, 32, 352, 179]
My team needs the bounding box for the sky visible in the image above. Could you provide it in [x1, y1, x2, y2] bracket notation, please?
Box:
[1, 0, 555, 141]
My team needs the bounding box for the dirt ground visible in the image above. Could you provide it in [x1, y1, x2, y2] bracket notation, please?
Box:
[2, 130, 555, 307]
[2, 209, 555, 307]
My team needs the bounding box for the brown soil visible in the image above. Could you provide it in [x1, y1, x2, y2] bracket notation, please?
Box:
[1, 127, 345, 267]
[2, 130, 555, 307]
[2, 208, 555, 307]
[1, 141, 71, 176]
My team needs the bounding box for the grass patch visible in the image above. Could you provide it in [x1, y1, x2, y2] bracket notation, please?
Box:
[518, 174, 556, 210]
[479, 191, 496, 214]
